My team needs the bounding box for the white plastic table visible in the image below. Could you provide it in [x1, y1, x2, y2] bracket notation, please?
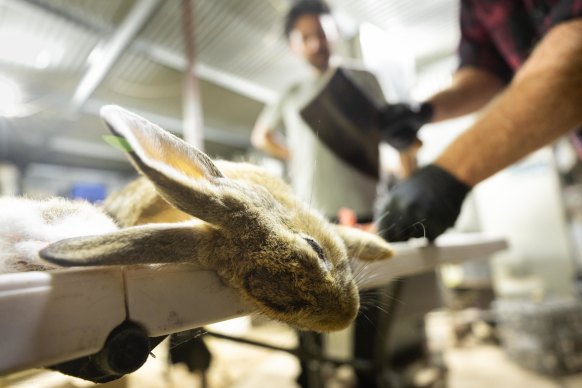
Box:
[0, 233, 507, 376]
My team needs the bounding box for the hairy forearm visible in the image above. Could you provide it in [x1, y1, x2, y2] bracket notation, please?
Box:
[436, 19, 582, 187]
[428, 67, 506, 122]
[397, 140, 421, 178]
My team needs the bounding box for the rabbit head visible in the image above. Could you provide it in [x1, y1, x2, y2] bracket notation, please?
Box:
[40, 105, 393, 332]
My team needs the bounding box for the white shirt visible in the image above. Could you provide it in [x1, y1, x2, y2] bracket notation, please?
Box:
[257, 65, 387, 219]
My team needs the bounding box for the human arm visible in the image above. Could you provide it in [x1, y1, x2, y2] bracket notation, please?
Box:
[377, 67, 505, 153]
[437, 18, 582, 186]
[250, 96, 290, 160]
[377, 18, 582, 241]
[396, 139, 421, 178]
[427, 66, 505, 123]
[379, 0, 510, 148]
[250, 123, 290, 160]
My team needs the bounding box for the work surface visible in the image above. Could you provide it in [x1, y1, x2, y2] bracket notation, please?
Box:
[0, 233, 507, 376]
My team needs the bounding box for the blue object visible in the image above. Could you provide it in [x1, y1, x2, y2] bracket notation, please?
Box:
[70, 183, 107, 203]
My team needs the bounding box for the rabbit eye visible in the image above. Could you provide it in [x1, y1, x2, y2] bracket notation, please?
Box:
[303, 236, 328, 264]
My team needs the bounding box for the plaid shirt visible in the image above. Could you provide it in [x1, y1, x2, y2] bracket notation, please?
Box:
[459, 0, 582, 82]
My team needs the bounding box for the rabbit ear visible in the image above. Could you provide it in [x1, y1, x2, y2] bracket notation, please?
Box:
[333, 225, 393, 262]
[100, 105, 224, 221]
[39, 222, 216, 267]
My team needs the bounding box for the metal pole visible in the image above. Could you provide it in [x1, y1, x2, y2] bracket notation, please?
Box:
[181, 0, 204, 149]
[71, 0, 162, 110]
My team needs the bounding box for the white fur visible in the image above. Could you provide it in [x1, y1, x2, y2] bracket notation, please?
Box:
[0, 197, 118, 273]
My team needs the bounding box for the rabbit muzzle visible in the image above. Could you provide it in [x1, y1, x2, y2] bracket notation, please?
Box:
[241, 259, 359, 332]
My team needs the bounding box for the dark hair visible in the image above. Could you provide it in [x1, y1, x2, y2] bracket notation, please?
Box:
[284, 0, 330, 38]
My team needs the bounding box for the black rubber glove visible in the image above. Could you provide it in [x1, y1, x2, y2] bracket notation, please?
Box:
[378, 102, 433, 150]
[375, 164, 470, 242]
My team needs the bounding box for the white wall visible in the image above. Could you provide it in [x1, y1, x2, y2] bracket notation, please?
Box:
[418, 119, 575, 297]
[474, 148, 576, 297]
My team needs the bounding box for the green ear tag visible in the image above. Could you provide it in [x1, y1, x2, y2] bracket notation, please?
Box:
[103, 135, 133, 152]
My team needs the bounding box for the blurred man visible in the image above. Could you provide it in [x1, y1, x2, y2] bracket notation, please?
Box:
[252, 1, 410, 223]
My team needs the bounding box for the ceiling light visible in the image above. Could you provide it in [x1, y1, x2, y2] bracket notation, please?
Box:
[0, 75, 22, 118]
[0, 26, 63, 69]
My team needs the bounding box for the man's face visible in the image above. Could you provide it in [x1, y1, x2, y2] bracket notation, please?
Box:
[288, 14, 332, 72]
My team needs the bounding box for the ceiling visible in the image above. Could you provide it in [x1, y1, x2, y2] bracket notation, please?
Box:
[0, 0, 460, 176]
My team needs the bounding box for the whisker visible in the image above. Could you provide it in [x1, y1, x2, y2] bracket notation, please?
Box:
[169, 327, 208, 349]
[414, 220, 427, 239]
[374, 218, 428, 242]
[351, 261, 373, 288]
[356, 309, 375, 327]
[308, 150, 318, 224]
[372, 209, 393, 230]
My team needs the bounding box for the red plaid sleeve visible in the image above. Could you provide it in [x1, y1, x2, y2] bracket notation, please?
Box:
[542, 0, 582, 32]
[458, 0, 582, 82]
[458, 0, 514, 83]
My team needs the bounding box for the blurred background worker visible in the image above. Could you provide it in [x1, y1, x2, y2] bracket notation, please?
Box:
[251, 1, 388, 224]
[252, 1, 440, 387]
[376, 0, 582, 242]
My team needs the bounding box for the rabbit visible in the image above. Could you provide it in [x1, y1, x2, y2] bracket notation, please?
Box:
[0, 197, 118, 273]
[39, 105, 394, 332]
